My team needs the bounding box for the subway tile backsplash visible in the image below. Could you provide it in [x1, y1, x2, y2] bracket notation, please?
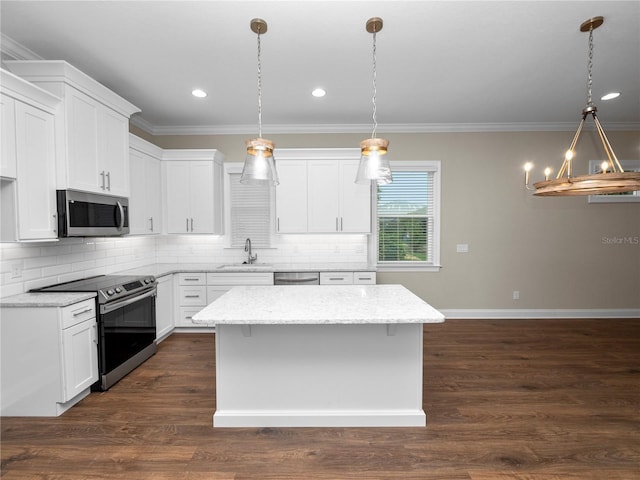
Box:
[0, 234, 369, 297]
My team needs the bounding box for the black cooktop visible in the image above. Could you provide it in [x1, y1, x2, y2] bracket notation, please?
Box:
[34, 275, 156, 303]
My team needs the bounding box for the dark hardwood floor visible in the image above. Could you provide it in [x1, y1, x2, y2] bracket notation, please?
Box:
[2, 319, 639, 479]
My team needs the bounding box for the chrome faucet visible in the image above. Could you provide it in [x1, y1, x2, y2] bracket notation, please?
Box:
[244, 238, 257, 264]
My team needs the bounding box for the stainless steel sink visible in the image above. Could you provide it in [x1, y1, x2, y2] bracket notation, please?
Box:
[215, 263, 273, 271]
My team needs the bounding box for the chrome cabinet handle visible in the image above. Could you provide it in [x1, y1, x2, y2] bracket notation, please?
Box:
[341, 217, 343, 231]
[190, 218, 194, 231]
[106, 171, 111, 190]
[100, 171, 106, 190]
[184, 295, 201, 298]
[72, 307, 93, 317]
[186, 218, 189, 232]
[149, 217, 154, 232]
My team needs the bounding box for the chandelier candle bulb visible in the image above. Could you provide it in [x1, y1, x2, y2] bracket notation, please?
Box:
[544, 167, 552, 181]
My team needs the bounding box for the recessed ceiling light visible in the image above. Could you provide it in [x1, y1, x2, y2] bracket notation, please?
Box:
[192, 89, 207, 98]
[311, 88, 326, 98]
[601, 92, 620, 101]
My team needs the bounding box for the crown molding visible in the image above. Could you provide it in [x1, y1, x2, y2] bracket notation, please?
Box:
[0, 34, 43, 61]
[130, 119, 640, 136]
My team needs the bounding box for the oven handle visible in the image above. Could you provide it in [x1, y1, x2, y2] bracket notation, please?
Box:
[100, 288, 156, 315]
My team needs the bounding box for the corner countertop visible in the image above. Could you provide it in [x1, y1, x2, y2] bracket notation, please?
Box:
[0, 292, 96, 308]
[192, 284, 445, 325]
[118, 262, 376, 278]
[0, 263, 376, 308]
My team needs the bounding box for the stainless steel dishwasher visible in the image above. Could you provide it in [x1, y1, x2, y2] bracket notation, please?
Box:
[274, 272, 320, 285]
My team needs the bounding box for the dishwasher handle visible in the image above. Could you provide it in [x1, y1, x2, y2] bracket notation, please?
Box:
[274, 272, 320, 285]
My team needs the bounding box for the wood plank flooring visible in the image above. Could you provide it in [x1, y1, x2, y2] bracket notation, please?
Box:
[2, 319, 639, 479]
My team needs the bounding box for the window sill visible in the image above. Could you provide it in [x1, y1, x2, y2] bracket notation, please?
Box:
[376, 264, 442, 273]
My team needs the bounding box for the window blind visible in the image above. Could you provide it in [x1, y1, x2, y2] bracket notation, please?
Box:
[229, 173, 271, 248]
[377, 170, 434, 263]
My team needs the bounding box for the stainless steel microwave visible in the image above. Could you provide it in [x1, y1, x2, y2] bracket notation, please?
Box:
[56, 190, 129, 237]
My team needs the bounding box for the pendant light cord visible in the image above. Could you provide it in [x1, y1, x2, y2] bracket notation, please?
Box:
[586, 26, 594, 107]
[371, 29, 378, 139]
[256, 27, 263, 138]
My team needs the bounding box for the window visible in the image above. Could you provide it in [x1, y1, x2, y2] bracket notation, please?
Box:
[373, 161, 441, 271]
[227, 169, 272, 248]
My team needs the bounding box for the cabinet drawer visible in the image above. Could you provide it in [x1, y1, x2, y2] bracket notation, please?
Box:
[61, 299, 96, 329]
[177, 273, 206, 285]
[207, 272, 274, 286]
[177, 307, 205, 327]
[207, 286, 231, 303]
[353, 272, 376, 284]
[320, 272, 354, 285]
[178, 285, 207, 306]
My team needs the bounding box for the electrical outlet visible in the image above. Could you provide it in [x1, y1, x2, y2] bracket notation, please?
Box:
[11, 263, 22, 279]
[456, 244, 469, 253]
[513, 290, 520, 300]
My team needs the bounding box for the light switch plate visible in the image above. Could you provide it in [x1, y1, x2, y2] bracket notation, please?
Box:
[456, 244, 469, 253]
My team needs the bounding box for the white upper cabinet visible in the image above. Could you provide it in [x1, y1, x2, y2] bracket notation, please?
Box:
[129, 134, 162, 235]
[275, 149, 371, 234]
[4, 61, 140, 197]
[0, 69, 60, 242]
[275, 160, 308, 233]
[1, 94, 17, 179]
[163, 150, 224, 235]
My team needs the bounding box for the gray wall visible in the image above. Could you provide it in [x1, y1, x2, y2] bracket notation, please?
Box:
[133, 127, 640, 311]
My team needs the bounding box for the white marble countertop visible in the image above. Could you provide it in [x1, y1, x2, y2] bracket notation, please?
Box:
[119, 262, 376, 278]
[192, 284, 445, 325]
[0, 292, 96, 308]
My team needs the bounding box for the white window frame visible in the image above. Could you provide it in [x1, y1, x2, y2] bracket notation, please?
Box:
[223, 162, 275, 248]
[369, 160, 442, 272]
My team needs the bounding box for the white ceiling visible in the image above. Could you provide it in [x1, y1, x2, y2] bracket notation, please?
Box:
[1, 1, 639, 135]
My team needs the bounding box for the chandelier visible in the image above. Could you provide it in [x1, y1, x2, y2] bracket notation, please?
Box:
[525, 16, 640, 196]
[355, 17, 392, 185]
[241, 18, 279, 186]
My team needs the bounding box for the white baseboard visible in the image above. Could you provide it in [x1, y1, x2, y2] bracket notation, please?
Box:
[439, 308, 640, 319]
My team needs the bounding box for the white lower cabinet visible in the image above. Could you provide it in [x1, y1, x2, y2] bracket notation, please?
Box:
[0, 298, 98, 416]
[174, 272, 274, 328]
[320, 271, 376, 285]
[176, 273, 208, 327]
[155, 275, 175, 341]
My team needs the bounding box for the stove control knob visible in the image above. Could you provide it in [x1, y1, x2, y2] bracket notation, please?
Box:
[107, 289, 115, 296]
[115, 287, 122, 293]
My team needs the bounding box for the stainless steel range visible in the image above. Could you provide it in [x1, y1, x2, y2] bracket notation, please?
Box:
[35, 275, 157, 390]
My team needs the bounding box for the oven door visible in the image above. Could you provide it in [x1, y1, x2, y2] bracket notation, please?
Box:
[98, 289, 156, 384]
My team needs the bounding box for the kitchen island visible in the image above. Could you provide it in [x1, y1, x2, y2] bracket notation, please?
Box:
[192, 284, 445, 428]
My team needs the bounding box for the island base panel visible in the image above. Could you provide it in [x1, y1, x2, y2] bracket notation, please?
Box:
[214, 323, 425, 428]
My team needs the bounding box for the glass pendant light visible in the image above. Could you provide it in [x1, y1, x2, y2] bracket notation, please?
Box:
[524, 16, 640, 196]
[355, 17, 392, 185]
[241, 18, 279, 186]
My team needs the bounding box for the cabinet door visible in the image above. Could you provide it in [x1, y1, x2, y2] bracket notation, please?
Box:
[308, 160, 340, 233]
[128, 149, 148, 235]
[275, 160, 308, 233]
[66, 88, 101, 193]
[1, 94, 17, 179]
[99, 108, 129, 196]
[165, 161, 191, 233]
[340, 160, 371, 233]
[15, 102, 57, 240]
[61, 318, 98, 402]
[156, 275, 174, 340]
[147, 157, 162, 233]
[188, 161, 214, 233]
